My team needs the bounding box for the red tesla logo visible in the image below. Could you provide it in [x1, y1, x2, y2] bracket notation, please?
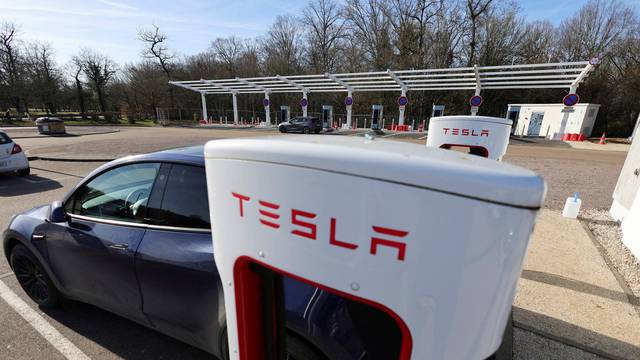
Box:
[443, 128, 489, 137]
[231, 192, 409, 261]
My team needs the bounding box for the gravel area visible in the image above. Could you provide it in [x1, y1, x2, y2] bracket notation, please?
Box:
[513, 327, 606, 360]
[581, 208, 640, 300]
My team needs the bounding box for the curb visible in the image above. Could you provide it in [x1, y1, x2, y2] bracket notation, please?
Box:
[27, 156, 114, 162]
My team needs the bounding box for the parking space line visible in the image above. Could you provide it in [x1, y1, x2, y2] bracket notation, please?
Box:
[0, 279, 91, 360]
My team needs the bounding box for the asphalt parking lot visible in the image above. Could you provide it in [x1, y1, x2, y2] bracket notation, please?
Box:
[0, 126, 630, 360]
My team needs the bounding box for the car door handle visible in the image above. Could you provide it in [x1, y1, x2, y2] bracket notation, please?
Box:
[108, 243, 129, 250]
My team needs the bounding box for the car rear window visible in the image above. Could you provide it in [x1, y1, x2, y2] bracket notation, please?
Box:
[154, 164, 210, 229]
[0, 133, 12, 144]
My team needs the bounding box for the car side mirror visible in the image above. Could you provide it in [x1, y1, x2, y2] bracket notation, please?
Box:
[49, 201, 67, 223]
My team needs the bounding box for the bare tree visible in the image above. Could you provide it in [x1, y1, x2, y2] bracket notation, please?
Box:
[465, 0, 494, 66]
[78, 49, 117, 113]
[262, 15, 303, 74]
[25, 42, 60, 114]
[303, 0, 346, 73]
[382, 0, 443, 68]
[344, 0, 394, 70]
[68, 55, 87, 116]
[0, 21, 24, 113]
[138, 24, 176, 106]
[210, 36, 244, 76]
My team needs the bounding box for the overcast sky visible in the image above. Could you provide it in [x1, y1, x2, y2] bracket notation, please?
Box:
[0, 0, 637, 66]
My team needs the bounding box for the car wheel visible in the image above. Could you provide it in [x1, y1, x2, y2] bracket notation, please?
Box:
[17, 167, 30, 177]
[280, 127, 287, 133]
[303, 127, 310, 134]
[10, 244, 60, 308]
[314, 129, 321, 134]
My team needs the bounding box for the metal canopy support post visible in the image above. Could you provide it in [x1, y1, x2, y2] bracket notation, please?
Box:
[201, 92, 208, 122]
[232, 93, 239, 124]
[346, 90, 353, 128]
[237, 77, 272, 126]
[326, 73, 354, 129]
[471, 65, 481, 116]
[302, 92, 308, 117]
[388, 70, 408, 125]
[569, 63, 595, 93]
[277, 75, 309, 117]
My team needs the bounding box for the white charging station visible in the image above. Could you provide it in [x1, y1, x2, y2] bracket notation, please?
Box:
[205, 136, 544, 360]
[322, 105, 333, 129]
[371, 104, 383, 130]
[426, 116, 513, 161]
[280, 106, 290, 122]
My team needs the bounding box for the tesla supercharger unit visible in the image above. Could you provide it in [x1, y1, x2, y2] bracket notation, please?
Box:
[322, 105, 333, 129]
[371, 104, 383, 130]
[280, 106, 290, 122]
[426, 115, 513, 161]
[205, 136, 545, 360]
[432, 104, 445, 117]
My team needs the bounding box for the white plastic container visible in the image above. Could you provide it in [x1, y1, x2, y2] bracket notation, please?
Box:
[562, 193, 582, 218]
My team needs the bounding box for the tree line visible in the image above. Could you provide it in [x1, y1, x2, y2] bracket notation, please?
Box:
[0, 0, 638, 135]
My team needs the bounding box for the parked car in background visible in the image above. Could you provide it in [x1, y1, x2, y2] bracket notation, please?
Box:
[278, 116, 323, 134]
[0, 130, 30, 176]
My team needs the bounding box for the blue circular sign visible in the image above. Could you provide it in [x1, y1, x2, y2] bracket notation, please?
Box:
[263, 98, 271, 107]
[345, 96, 353, 106]
[300, 98, 308, 107]
[398, 96, 409, 107]
[469, 95, 483, 107]
[563, 93, 580, 107]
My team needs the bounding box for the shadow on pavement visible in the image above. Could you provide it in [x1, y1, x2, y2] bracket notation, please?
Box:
[513, 307, 640, 360]
[0, 175, 63, 197]
[521, 269, 640, 306]
[42, 299, 215, 360]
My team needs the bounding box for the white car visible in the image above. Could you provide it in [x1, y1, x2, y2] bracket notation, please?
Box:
[0, 130, 30, 176]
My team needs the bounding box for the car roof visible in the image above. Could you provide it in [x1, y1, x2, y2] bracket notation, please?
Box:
[113, 145, 205, 167]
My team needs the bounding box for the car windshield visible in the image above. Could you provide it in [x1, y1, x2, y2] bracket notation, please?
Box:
[0, 132, 12, 144]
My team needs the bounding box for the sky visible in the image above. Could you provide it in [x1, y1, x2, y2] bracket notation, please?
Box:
[0, 0, 637, 66]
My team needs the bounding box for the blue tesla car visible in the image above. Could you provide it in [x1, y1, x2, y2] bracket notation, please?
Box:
[3, 145, 408, 360]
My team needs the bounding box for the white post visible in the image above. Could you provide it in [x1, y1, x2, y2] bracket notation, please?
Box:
[232, 92, 239, 124]
[398, 89, 406, 125]
[302, 92, 308, 117]
[264, 93, 271, 126]
[471, 64, 481, 116]
[346, 90, 353, 129]
[201, 92, 207, 122]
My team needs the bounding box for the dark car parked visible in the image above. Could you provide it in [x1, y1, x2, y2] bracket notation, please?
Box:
[278, 117, 323, 134]
[2, 145, 403, 360]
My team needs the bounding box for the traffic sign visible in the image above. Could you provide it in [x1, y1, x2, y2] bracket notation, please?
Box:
[562, 93, 580, 107]
[398, 95, 409, 107]
[263, 98, 271, 107]
[469, 95, 483, 107]
[344, 96, 353, 106]
[300, 98, 308, 107]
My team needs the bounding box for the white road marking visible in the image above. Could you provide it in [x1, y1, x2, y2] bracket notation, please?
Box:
[0, 279, 91, 360]
[418, 135, 428, 140]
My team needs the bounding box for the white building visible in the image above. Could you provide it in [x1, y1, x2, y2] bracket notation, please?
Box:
[611, 116, 640, 261]
[507, 103, 600, 139]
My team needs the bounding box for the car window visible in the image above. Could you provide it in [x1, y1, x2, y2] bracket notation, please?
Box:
[0, 133, 12, 144]
[67, 163, 160, 222]
[151, 164, 210, 229]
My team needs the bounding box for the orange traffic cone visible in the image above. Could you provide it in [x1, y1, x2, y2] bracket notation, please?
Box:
[599, 132, 606, 145]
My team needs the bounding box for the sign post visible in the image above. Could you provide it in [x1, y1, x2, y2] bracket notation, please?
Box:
[398, 95, 409, 127]
[470, 95, 483, 115]
[301, 94, 308, 117]
[345, 94, 353, 129]
[263, 97, 271, 126]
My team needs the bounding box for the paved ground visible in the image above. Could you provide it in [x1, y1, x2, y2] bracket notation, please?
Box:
[0, 126, 635, 360]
